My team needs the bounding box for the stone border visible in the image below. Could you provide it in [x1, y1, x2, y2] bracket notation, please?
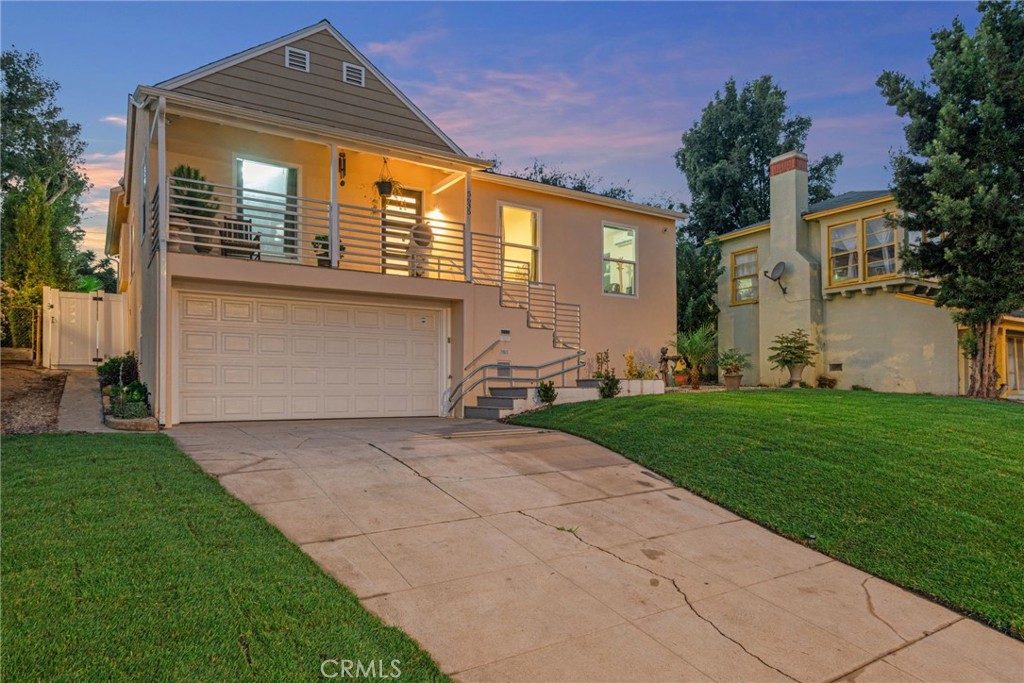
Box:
[103, 414, 160, 432]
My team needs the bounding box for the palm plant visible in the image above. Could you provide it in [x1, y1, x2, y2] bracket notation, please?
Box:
[673, 324, 717, 389]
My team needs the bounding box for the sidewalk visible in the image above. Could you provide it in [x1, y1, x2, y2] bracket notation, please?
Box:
[57, 370, 114, 433]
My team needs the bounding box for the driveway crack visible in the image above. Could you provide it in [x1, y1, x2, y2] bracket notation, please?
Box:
[517, 510, 799, 682]
[367, 442, 478, 513]
[860, 577, 906, 642]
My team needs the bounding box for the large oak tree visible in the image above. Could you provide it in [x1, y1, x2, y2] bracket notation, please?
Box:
[878, 1, 1024, 398]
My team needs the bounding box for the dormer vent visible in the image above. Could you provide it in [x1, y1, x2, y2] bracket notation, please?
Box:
[285, 47, 310, 72]
[342, 62, 366, 87]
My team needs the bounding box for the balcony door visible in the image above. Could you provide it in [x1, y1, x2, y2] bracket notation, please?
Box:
[236, 158, 298, 258]
[381, 188, 423, 275]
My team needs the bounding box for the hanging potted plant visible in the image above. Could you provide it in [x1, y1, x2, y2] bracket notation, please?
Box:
[169, 164, 219, 253]
[374, 158, 403, 199]
[718, 348, 751, 390]
[767, 328, 816, 387]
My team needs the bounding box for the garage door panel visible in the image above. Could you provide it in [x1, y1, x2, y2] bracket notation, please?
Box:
[179, 292, 442, 422]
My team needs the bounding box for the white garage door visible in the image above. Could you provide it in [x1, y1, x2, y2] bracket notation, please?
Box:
[177, 292, 444, 422]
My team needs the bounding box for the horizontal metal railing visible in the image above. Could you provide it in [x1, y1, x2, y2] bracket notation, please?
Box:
[527, 283, 556, 330]
[554, 302, 582, 349]
[471, 232, 502, 285]
[445, 350, 586, 414]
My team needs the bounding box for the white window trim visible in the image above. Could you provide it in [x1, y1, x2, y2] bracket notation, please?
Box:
[602, 222, 638, 298]
[284, 46, 310, 73]
[342, 62, 366, 87]
[498, 201, 542, 282]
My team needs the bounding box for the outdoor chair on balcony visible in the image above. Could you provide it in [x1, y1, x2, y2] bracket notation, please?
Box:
[220, 215, 260, 260]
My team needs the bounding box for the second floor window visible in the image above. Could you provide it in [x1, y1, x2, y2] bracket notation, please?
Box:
[829, 214, 897, 286]
[731, 248, 758, 304]
[603, 224, 636, 296]
[500, 204, 539, 282]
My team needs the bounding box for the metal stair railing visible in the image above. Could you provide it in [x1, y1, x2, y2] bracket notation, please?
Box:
[554, 302, 582, 349]
[445, 349, 586, 415]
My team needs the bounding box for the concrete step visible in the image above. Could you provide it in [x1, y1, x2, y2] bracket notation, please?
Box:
[477, 396, 517, 409]
[465, 405, 507, 420]
[489, 387, 530, 398]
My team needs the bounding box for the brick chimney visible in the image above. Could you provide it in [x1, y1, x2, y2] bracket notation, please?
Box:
[758, 150, 823, 384]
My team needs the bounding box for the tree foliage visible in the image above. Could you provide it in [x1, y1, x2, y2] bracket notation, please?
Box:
[877, 1, 1024, 398]
[676, 76, 844, 242]
[2, 177, 54, 290]
[676, 236, 723, 333]
[493, 158, 635, 201]
[1, 49, 112, 294]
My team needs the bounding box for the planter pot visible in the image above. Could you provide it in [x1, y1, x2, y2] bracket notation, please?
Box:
[374, 180, 394, 197]
[788, 364, 806, 387]
[723, 373, 743, 390]
[189, 218, 218, 254]
[673, 372, 687, 387]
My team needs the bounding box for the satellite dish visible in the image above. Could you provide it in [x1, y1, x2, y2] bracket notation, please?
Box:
[763, 261, 788, 295]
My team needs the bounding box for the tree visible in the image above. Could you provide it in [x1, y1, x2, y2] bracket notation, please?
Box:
[1, 177, 54, 291]
[1, 49, 91, 291]
[492, 158, 635, 201]
[877, 1, 1024, 398]
[676, 76, 844, 243]
[676, 236, 723, 333]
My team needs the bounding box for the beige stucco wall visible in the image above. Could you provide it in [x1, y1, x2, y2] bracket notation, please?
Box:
[716, 229, 770, 383]
[821, 294, 959, 394]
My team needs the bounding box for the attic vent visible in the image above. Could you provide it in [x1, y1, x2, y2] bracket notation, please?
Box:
[342, 62, 366, 87]
[284, 47, 310, 72]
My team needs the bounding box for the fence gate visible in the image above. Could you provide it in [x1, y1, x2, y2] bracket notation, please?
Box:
[41, 287, 128, 368]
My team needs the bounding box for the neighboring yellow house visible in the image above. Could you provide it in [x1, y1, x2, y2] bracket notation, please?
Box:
[104, 21, 682, 425]
[715, 150, 1023, 399]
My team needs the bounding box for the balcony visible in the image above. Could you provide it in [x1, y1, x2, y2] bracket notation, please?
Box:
[164, 176, 474, 281]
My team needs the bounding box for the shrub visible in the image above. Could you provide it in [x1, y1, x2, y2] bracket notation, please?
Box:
[599, 374, 621, 399]
[816, 375, 838, 389]
[97, 352, 139, 387]
[718, 348, 751, 375]
[592, 350, 613, 379]
[623, 350, 658, 380]
[767, 329, 816, 370]
[111, 401, 150, 419]
[673, 324, 717, 389]
[537, 380, 558, 406]
[852, 384, 873, 391]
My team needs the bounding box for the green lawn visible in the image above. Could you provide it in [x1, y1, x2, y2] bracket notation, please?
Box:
[1, 433, 448, 681]
[511, 390, 1024, 637]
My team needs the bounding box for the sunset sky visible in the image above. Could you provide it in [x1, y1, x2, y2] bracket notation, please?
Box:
[2, 1, 978, 254]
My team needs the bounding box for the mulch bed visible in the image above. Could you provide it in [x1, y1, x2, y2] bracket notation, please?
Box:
[1, 364, 68, 434]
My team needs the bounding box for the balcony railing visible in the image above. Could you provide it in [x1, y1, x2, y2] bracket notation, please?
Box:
[165, 176, 466, 280]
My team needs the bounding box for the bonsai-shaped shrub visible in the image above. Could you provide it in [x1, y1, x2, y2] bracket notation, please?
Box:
[97, 352, 139, 387]
[169, 164, 218, 219]
[623, 349, 658, 380]
[537, 380, 558, 406]
[674, 324, 717, 389]
[767, 329, 816, 370]
[718, 348, 751, 375]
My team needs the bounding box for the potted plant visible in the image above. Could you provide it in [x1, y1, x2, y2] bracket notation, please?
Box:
[312, 235, 345, 267]
[767, 328, 816, 387]
[718, 348, 750, 390]
[169, 164, 219, 253]
[673, 324, 717, 389]
[373, 158, 402, 199]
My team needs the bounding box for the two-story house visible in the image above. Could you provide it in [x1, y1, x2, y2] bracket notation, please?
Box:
[104, 20, 682, 426]
[716, 150, 1024, 397]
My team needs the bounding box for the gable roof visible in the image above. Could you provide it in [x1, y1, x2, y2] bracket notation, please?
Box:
[154, 20, 465, 157]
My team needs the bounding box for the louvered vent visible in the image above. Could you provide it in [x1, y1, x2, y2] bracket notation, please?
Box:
[284, 47, 310, 72]
[342, 62, 366, 87]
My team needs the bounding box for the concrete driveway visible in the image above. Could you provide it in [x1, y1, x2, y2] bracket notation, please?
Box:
[172, 418, 1024, 682]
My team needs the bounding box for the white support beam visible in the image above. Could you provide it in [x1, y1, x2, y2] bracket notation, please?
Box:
[156, 96, 170, 426]
[464, 171, 473, 282]
[432, 172, 463, 195]
[329, 144, 341, 268]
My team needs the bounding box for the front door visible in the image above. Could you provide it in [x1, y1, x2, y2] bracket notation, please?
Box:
[381, 188, 423, 275]
[237, 158, 298, 258]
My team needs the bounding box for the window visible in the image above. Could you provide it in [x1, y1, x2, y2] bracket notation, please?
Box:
[603, 224, 637, 296]
[284, 47, 310, 72]
[864, 216, 896, 279]
[829, 214, 900, 286]
[342, 62, 366, 87]
[500, 204, 539, 282]
[730, 248, 758, 304]
[829, 222, 860, 285]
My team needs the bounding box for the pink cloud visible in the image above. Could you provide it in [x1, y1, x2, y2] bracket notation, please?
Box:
[365, 29, 446, 65]
[78, 150, 125, 250]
